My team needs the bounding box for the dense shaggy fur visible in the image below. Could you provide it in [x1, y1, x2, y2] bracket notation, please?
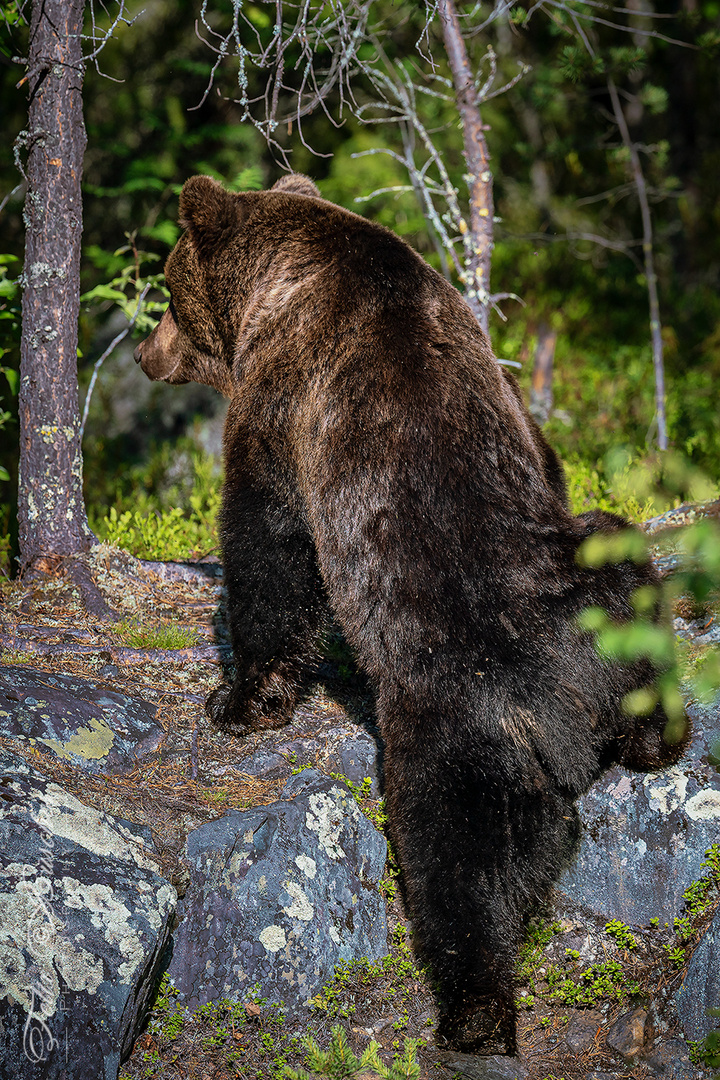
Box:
[135, 173, 687, 1056]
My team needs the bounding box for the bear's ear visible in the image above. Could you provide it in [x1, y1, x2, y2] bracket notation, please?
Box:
[271, 174, 321, 199]
[179, 175, 241, 254]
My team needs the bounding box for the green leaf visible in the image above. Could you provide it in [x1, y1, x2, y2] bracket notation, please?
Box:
[143, 220, 180, 246]
[80, 284, 128, 304]
[1, 366, 18, 395]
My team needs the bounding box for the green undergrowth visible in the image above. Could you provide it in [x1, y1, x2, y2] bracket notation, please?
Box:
[321, 769, 401, 903]
[517, 849, 720, 1045]
[661, 844, 720, 970]
[89, 445, 221, 561]
[577, 512, 720, 742]
[83, 433, 720, 568]
[122, 951, 427, 1080]
[309, 925, 427, 1025]
[122, 975, 299, 1079]
[111, 619, 201, 650]
[285, 1025, 421, 1080]
[563, 448, 719, 520]
[516, 917, 643, 1015]
[690, 1012, 720, 1070]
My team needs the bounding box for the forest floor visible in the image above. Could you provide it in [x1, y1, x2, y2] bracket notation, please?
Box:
[0, 542, 715, 1080]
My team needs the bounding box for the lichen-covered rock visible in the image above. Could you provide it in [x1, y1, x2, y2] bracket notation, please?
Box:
[676, 907, 720, 1041]
[219, 724, 381, 797]
[167, 769, 387, 1012]
[559, 698, 720, 924]
[0, 665, 164, 774]
[324, 728, 381, 797]
[0, 747, 176, 1080]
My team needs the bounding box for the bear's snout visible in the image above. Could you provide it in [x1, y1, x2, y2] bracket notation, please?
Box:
[133, 342, 144, 364]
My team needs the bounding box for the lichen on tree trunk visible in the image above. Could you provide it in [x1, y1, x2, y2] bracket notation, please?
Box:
[17, 0, 95, 573]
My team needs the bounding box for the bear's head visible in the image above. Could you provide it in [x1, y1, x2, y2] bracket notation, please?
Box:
[133, 173, 321, 395]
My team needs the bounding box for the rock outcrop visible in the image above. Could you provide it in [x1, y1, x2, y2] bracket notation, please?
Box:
[0, 665, 164, 774]
[0, 747, 176, 1080]
[167, 768, 388, 1011]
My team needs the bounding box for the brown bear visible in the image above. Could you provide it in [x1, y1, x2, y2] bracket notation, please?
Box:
[134, 173, 687, 1056]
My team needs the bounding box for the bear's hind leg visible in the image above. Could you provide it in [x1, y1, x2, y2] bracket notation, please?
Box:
[382, 717, 578, 1056]
[206, 488, 330, 732]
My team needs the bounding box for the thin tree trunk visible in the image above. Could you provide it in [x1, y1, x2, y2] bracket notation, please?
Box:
[530, 322, 557, 425]
[437, 0, 494, 338]
[607, 76, 668, 451]
[17, 0, 94, 573]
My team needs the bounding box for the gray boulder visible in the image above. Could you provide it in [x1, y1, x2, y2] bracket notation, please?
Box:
[559, 698, 720, 925]
[232, 725, 381, 796]
[676, 907, 720, 1041]
[0, 747, 176, 1080]
[645, 1037, 700, 1079]
[167, 768, 387, 1011]
[0, 665, 164, 774]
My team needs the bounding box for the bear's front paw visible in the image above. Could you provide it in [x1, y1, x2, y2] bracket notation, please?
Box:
[242, 668, 299, 729]
[204, 683, 249, 732]
[205, 670, 299, 732]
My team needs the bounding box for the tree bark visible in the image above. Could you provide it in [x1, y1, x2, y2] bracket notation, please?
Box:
[437, 0, 494, 337]
[17, 0, 94, 573]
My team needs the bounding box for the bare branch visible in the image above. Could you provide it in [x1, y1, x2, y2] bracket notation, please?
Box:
[83, 0, 138, 72]
[80, 283, 151, 441]
[0, 182, 24, 217]
[607, 76, 667, 450]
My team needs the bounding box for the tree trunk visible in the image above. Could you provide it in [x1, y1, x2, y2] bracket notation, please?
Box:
[437, 0, 494, 338]
[530, 322, 557, 425]
[17, 0, 94, 573]
[607, 77, 668, 451]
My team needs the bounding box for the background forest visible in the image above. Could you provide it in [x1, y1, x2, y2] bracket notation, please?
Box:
[1, 0, 720, 572]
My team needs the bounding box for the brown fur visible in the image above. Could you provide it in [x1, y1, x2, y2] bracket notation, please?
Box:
[135, 174, 687, 1055]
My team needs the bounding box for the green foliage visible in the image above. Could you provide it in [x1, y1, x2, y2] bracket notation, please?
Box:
[662, 942, 686, 967]
[329, 772, 374, 803]
[96, 503, 217, 561]
[545, 958, 639, 1007]
[82, 233, 169, 336]
[516, 917, 564, 985]
[573, 455, 720, 745]
[517, 916, 654, 1015]
[90, 447, 221, 561]
[690, 1014, 720, 1068]
[0, 0, 24, 57]
[604, 920, 638, 950]
[310, 927, 425, 1024]
[563, 447, 718, 523]
[679, 844, 720, 924]
[284, 1025, 421, 1080]
[111, 620, 200, 649]
[0, 254, 20, 482]
[146, 973, 186, 1042]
